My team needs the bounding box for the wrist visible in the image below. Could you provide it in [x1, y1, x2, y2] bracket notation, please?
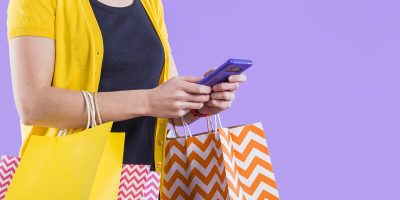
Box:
[142, 89, 154, 116]
[186, 110, 199, 123]
[190, 109, 209, 117]
[172, 111, 198, 126]
[127, 89, 153, 117]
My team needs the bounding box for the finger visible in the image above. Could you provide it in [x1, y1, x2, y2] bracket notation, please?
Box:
[179, 93, 210, 102]
[211, 91, 235, 101]
[180, 81, 212, 94]
[204, 67, 216, 77]
[212, 82, 239, 92]
[179, 76, 204, 83]
[228, 74, 247, 83]
[207, 100, 232, 109]
[182, 102, 204, 110]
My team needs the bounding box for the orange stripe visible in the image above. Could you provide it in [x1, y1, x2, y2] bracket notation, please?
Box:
[230, 125, 270, 156]
[162, 170, 189, 188]
[161, 186, 189, 200]
[259, 190, 280, 200]
[240, 173, 278, 194]
[189, 183, 229, 199]
[165, 140, 186, 153]
[236, 156, 274, 175]
[187, 148, 224, 169]
[164, 154, 187, 171]
[213, 135, 244, 195]
[185, 134, 217, 153]
[232, 140, 270, 161]
[218, 128, 230, 141]
[231, 125, 266, 144]
[187, 165, 226, 185]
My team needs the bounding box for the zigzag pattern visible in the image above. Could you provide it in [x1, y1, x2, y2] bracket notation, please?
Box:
[163, 133, 230, 200]
[0, 156, 161, 200]
[162, 137, 189, 200]
[218, 129, 246, 200]
[118, 164, 150, 200]
[218, 123, 280, 200]
[186, 134, 229, 199]
[162, 123, 279, 200]
[143, 171, 161, 200]
[0, 155, 20, 200]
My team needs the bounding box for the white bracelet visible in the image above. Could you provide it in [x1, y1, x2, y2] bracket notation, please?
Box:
[81, 91, 92, 129]
[94, 92, 103, 124]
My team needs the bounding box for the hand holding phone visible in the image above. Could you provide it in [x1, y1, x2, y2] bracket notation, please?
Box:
[198, 59, 253, 86]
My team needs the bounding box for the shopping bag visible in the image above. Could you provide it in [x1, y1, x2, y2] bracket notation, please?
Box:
[162, 118, 228, 199]
[162, 133, 190, 199]
[5, 91, 125, 200]
[219, 122, 279, 200]
[4, 121, 124, 200]
[0, 156, 20, 199]
[88, 131, 125, 200]
[118, 164, 161, 200]
[1, 160, 161, 200]
[162, 116, 280, 200]
[118, 164, 150, 199]
[143, 171, 161, 200]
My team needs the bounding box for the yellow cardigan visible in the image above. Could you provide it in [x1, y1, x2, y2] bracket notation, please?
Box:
[7, 0, 171, 191]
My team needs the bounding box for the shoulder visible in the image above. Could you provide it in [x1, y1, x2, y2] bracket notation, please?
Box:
[141, 0, 165, 15]
[7, 0, 57, 39]
[8, 0, 56, 11]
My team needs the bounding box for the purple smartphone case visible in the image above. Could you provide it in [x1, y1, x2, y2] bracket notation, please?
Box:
[198, 59, 253, 86]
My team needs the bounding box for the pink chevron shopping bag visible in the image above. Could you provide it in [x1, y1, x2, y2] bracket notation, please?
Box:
[162, 116, 280, 200]
[0, 160, 161, 200]
[0, 156, 20, 199]
[118, 164, 161, 200]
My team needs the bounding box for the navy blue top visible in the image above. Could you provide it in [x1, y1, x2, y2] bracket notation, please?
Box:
[90, 0, 165, 170]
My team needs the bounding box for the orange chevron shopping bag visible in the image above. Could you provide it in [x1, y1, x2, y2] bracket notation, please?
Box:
[162, 116, 279, 200]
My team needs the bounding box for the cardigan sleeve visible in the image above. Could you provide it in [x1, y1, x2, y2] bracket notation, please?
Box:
[155, 0, 171, 52]
[7, 0, 56, 39]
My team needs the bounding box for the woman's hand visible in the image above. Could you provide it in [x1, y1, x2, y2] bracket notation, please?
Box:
[146, 76, 211, 118]
[198, 70, 247, 116]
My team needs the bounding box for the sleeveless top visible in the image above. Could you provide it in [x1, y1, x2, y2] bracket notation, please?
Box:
[90, 0, 165, 169]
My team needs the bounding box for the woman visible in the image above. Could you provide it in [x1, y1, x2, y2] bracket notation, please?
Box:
[7, 0, 246, 193]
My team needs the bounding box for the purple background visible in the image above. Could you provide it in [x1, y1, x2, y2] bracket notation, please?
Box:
[1, 0, 400, 199]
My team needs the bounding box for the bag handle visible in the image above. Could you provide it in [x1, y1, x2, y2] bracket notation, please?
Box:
[57, 91, 98, 137]
[206, 114, 223, 135]
[169, 117, 192, 139]
[83, 91, 98, 127]
[169, 114, 223, 139]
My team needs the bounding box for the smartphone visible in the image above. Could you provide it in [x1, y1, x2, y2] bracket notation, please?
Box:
[198, 59, 253, 86]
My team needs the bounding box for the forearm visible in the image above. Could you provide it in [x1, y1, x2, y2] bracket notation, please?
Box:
[18, 86, 149, 129]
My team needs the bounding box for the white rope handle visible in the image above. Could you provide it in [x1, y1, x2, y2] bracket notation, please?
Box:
[169, 114, 223, 139]
[94, 92, 103, 124]
[209, 114, 224, 140]
[211, 114, 224, 135]
[84, 91, 97, 127]
[82, 91, 93, 129]
[181, 117, 193, 138]
[57, 91, 96, 137]
[217, 114, 223, 128]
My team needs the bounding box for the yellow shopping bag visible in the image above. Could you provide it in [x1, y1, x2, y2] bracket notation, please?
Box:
[5, 121, 125, 200]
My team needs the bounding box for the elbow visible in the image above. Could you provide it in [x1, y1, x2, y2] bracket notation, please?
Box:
[17, 100, 40, 126]
[20, 115, 36, 126]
